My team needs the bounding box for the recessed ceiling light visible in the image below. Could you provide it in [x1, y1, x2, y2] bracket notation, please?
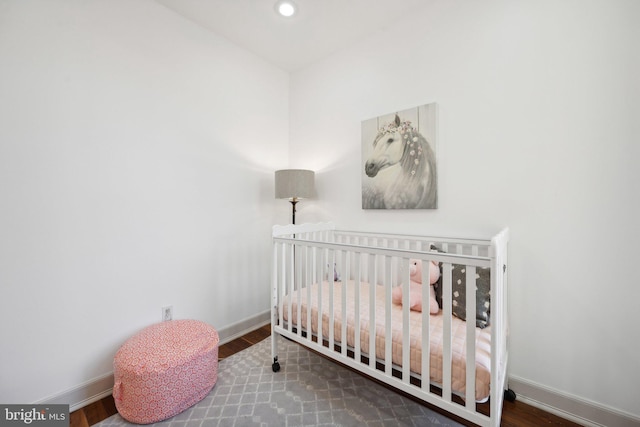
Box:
[275, 1, 297, 17]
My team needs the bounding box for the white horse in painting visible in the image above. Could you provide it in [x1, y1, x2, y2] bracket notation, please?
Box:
[363, 114, 437, 209]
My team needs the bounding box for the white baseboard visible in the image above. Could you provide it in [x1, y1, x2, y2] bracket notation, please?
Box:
[216, 310, 271, 345]
[37, 311, 272, 411]
[35, 372, 115, 413]
[509, 376, 640, 427]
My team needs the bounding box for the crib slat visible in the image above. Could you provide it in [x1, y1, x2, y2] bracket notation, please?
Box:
[316, 246, 323, 344]
[417, 244, 432, 393]
[354, 253, 362, 362]
[384, 256, 392, 376]
[465, 264, 477, 407]
[278, 243, 284, 329]
[296, 244, 302, 337]
[307, 246, 312, 343]
[401, 258, 411, 382]
[421, 285, 431, 392]
[328, 249, 335, 350]
[369, 253, 376, 370]
[287, 243, 294, 333]
[442, 262, 453, 401]
[421, 258, 431, 393]
[341, 250, 348, 357]
[271, 240, 280, 364]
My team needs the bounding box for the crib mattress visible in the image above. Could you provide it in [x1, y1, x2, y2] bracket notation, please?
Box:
[281, 280, 492, 401]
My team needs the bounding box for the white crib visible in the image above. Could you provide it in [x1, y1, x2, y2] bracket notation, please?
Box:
[270, 222, 512, 427]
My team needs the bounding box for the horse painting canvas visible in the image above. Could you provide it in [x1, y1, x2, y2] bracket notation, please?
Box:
[362, 103, 438, 209]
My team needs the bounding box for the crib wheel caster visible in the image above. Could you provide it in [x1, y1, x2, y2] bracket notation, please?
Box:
[272, 357, 280, 372]
[504, 389, 516, 402]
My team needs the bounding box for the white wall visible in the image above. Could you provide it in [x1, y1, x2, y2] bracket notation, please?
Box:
[0, 1, 289, 404]
[289, 0, 640, 420]
[2, 0, 639, 420]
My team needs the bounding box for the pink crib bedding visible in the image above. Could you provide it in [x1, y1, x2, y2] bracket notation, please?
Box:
[281, 280, 492, 401]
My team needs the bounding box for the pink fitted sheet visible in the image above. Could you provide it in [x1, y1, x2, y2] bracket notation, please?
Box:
[281, 280, 491, 401]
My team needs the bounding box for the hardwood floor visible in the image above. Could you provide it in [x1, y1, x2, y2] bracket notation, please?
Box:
[70, 325, 581, 427]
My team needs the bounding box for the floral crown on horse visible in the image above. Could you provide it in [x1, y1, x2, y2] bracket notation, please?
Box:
[376, 115, 416, 139]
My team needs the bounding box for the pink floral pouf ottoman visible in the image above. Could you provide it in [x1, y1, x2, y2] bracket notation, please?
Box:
[113, 320, 219, 424]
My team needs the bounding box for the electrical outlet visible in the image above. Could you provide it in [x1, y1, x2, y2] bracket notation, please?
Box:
[162, 306, 173, 322]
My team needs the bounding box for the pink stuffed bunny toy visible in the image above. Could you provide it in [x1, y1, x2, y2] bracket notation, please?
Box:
[392, 258, 440, 314]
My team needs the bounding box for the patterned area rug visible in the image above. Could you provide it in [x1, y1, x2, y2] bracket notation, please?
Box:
[97, 335, 464, 427]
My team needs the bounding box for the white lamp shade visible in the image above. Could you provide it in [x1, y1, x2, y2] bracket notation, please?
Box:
[275, 169, 315, 200]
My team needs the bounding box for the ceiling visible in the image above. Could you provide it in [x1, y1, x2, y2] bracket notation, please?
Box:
[156, 0, 430, 72]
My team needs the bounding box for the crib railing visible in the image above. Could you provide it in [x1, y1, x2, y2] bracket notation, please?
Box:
[271, 222, 509, 427]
